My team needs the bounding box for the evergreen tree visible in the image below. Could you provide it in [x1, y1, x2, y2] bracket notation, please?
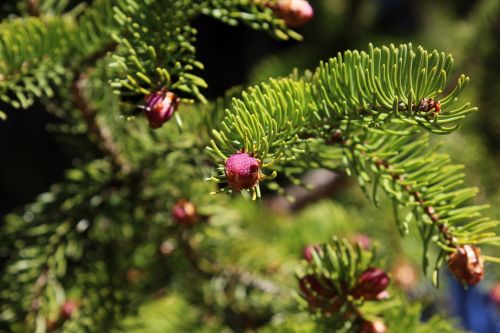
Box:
[0, 0, 498, 332]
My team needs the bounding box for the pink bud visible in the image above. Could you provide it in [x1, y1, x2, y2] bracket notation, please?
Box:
[302, 244, 321, 262]
[144, 90, 179, 128]
[351, 267, 390, 300]
[352, 233, 371, 250]
[224, 152, 260, 191]
[172, 200, 198, 225]
[274, 0, 313, 27]
[60, 300, 78, 319]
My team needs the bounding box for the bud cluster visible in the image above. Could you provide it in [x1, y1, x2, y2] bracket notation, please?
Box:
[418, 97, 441, 115]
[299, 244, 390, 316]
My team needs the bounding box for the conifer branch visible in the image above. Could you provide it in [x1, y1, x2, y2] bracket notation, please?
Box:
[109, 0, 302, 106]
[0, 160, 115, 329]
[208, 43, 499, 281]
[71, 71, 131, 173]
[0, 0, 116, 112]
[0, 2, 497, 331]
[297, 238, 388, 331]
[179, 229, 284, 295]
[197, 0, 303, 40]
[295, 238, 467, 331]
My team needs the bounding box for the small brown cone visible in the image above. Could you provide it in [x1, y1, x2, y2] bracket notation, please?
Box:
[448, 245, 484, 286]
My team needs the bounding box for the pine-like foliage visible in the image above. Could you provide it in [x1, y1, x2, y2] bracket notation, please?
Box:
[208, 43, 498, 280]
[0, 0, 498, 332]
[0, 0, 115, 111]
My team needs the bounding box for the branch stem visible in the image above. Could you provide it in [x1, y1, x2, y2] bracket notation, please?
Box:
[26, 0, 40, 16]
[71, 71, 131, 173]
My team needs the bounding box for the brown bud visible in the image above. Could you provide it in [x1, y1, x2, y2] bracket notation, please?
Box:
[172, 200, 198, 225]
[328, 129, 344, 144]
[448, 245, 484, 286]
[360, 319, 387, 333]
[418, 98, 441, 115]
[425, 206, 435, 215]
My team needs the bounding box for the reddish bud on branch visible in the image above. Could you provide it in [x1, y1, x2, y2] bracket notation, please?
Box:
[144, 89, 179, 128]
[60, 300, 78, 319]
[172, 200, 199, 226]
[224, 152, 261, 191]
[272, 0, 313, 27]
[302, 244, 321, 262]
[351, 267, 390, 300]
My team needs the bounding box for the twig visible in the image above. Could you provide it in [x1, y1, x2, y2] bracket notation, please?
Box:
[323, 131, 456, 248]
[26, 0, 40, 16]
[372, 157, 455, 246]
[79, 43, 118, 68]
[71, 71, 131, 173]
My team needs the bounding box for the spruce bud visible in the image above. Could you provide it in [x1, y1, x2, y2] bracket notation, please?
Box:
[351, 267, 390, 300]
[303, 244, 321, 262]
[448, 245, 484, 286]
[172, 200, 198, 225]
[418, 97, 441, 115]
[352, 233, 371, 250]
[298, 274, 340, 313]
[144, 89, 179, 128]
[224, 152, 261, 191]
[274, 0, 314, 27]
[360, 320, 387, 333]
[60, 300, 78, 319]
